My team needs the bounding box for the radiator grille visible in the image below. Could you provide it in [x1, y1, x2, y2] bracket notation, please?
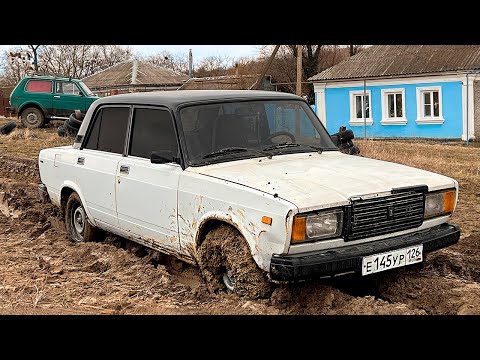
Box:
[346, 191, 425, 241]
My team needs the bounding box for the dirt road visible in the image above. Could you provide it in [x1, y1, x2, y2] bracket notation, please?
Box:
[1, 123, 479, 314]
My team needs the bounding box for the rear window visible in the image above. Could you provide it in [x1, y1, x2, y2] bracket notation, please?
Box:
[25, 80, 52, 93]
[84, 107, 130, 154]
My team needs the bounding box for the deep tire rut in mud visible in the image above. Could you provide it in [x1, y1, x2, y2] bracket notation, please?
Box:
[1, 153, 480, 314]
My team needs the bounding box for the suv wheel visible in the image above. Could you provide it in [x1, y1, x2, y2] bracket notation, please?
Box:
[197, 223, 271, 299]
[65, 192, 104, 243]
[21, 107, 45, 128]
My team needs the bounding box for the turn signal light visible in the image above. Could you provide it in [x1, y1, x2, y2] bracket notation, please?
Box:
[262, 216, 272, 225]
[291, 217, 306, 242]
[444, 191, 455, 213]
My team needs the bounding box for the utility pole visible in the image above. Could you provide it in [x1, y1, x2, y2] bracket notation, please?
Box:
[188, 49, 193, 79]
[252, 45, 280, 90]
[296, 45, 302, 96]
[295, 45, 303, 138]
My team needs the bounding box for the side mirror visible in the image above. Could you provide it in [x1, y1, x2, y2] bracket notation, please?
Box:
[150, 150, 180, 165]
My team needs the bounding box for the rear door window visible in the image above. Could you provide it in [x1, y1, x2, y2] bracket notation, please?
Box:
[84, 106, 130, 154]
[25, 80, 52, 93]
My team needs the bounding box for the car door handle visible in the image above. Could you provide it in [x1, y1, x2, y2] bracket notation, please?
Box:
[77, 157, 85, 165]
[54, 95, 60, 98]
[119, 165, 130, 174]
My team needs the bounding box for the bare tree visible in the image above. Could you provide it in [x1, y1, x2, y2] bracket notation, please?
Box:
[142, 51, 189, 75]
[258, 45, 352, 103]
[0, 46, 36, 85]
[349, 45, 364, 56]
[92, 45, 134, 70]
[194, 55, 232, 78]
[40, 45, 132, 78]
[0, 45, 132, 85]
[226, 56, 262, 76]
[317, 46, 350, 70]
[29, 45, 41, 71]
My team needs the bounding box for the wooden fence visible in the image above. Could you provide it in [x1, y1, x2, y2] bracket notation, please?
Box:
[0, 97, 12, 117]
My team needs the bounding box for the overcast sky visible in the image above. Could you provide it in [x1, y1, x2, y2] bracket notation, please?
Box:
[129, 45, 260, 59]
[0, 45, 261, 63]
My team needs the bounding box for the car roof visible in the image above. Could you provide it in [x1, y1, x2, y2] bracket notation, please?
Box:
[93, 90, 304, 110]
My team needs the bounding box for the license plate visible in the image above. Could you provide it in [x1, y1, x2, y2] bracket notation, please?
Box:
[362, 245, 423, 276]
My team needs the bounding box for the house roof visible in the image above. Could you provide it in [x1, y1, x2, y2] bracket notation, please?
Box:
[82, 60, 188, 89]
[309, 45, 480, 82]
[178, 74, 265, 90]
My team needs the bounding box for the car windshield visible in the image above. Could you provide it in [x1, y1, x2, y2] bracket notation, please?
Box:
[78, 81, 94, 96]
[179, 99, 338, 166]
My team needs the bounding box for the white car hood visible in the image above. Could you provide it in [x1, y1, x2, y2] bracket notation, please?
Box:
[188, 152, 456, 211]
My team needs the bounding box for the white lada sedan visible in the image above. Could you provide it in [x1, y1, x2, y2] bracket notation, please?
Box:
[38, 90, 461, 298]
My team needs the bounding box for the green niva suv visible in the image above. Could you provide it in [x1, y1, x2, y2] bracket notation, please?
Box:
[8, 75, 99, 128]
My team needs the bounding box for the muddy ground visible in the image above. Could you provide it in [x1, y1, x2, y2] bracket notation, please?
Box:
[1, 119, 479, 315]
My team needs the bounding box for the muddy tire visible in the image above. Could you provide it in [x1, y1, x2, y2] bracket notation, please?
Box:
[197, 224, 271, 299]
[64, 121, 79, 137]
[68, 113, 83, 128]
[57, 124, 68, 137]
[20, 107, 45, 129]
[0, 121, 17, 135]
[65, 192, 104, 243]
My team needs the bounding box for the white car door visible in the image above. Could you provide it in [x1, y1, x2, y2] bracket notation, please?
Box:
[77, 106, 130, 228]
[115, 107, 182, 251]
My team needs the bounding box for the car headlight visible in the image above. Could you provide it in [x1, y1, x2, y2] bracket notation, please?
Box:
[424, 189, 456, 219]
[291, 209, 343, 243]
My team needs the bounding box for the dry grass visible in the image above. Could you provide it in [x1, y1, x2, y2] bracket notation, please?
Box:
[0, 118, 71, 159]
[357, 139, 480, 236]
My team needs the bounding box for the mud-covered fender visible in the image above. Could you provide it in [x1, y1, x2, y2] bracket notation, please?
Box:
[194, 210, 264, 268]
[19, 101, 47, 116]
[60, 180, 97, 226]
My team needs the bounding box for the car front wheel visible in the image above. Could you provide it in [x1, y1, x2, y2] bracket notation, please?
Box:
[65, 192, 104, 243]
[197, 223, 271, 299]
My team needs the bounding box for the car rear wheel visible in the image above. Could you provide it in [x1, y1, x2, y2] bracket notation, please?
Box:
[65, 192, 104, 243]
[21, 107, 45, 128]
[197, 223, 271, 299]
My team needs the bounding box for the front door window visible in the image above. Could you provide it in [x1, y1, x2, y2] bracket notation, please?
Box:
[56, 81, 82, 95]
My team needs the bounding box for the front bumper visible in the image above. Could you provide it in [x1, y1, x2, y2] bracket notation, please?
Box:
[270, 223, 460, 281]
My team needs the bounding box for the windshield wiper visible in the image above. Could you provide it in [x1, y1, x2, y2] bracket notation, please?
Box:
[202, 147, 273, 159]
[262, 142, 323, 153]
